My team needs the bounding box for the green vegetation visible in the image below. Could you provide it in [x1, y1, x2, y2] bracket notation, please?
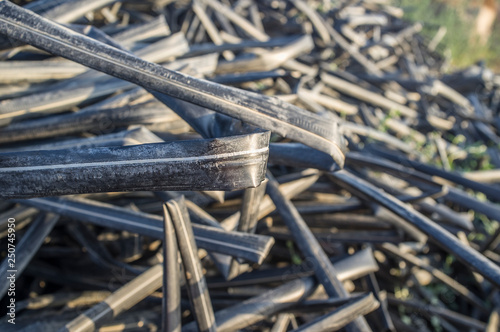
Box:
[394, 0, 500, 70]
[286, 240, 303, 265]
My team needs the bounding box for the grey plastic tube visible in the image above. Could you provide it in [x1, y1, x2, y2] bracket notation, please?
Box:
[0, 0, 117, 49]
[291, 293, 380, 332]
[0, 213, 59, 298]
[266, 172, 371, 332]
[166, 197, 216, 332]
[58, 264, 163, 332]
[16, 196, 275, 264]
[184, 277, 315, 332]
[185, 248, 379, 332]
[162, 204, 181, 332]
[0, 1, 346, 167]
[330, 169, 500, 288]
[0, 131, 270, 198]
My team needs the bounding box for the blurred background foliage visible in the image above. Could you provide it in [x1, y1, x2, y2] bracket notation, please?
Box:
[394, 0, 500, 71]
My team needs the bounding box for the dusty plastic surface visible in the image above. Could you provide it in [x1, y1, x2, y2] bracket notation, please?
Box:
[0, 132, 270, 198]
[0, 1, 346, 167]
